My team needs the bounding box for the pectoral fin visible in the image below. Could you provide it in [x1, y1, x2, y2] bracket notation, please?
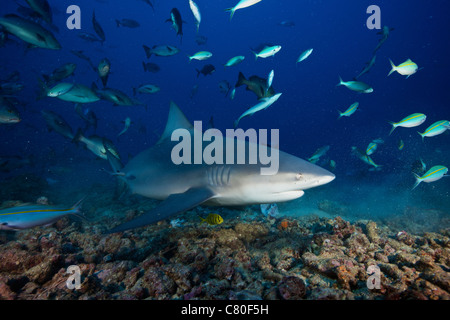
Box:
[107, 188, 216, 234]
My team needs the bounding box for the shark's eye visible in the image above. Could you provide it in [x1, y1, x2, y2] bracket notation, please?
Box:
[296, 173, 302, 180]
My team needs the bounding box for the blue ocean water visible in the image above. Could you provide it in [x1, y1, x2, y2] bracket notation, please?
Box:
[1, 0, 449, 225]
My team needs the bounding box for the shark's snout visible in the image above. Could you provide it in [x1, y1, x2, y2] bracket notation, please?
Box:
[319, 172, 336, 186]
[297, 167, 335, 190]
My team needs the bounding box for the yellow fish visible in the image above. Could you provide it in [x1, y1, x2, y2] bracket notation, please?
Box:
[199, 213, 223, 225]
[398, 139, 404, 150]
[388, 59, 418, 78]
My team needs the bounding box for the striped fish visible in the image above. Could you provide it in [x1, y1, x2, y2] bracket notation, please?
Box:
[413, 165, 448, 190]
[225, 0, 263, 20]
[389, 113, 426, 135]
[398, 139, 404, 150]
[418, 120, 450, 141]
[199, 213, 223, 226]
[366, 142, 378, 156]
[0, 199, 85, 230]
[338, 102, 359, 119]
[189, 0, 201, 32]
[388, 59, 418, 78]
[352, 147, 382, 169]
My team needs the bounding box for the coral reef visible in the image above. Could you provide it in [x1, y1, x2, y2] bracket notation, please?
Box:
[0, 199, 449, 300]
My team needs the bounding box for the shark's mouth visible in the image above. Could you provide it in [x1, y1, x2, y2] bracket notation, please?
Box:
[273, 190, 305, 201]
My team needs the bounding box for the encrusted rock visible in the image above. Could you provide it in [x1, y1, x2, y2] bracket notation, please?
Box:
[278, 276, 306, 300]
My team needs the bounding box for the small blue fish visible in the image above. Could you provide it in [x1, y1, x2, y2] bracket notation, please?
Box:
[413, 165, 448, 190]
[398, 139, 404, 150]
[0, 199, 85, 230]
[389, 113, 426, 135]
[338, 102, 359, 119]
[418, 120, 450, 141]
[366, 142, 378, 156]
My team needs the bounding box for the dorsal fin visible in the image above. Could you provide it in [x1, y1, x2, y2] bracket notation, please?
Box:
[157, 101, 193, 144]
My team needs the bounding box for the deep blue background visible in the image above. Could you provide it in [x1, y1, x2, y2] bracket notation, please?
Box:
[1, 0, 450, 186]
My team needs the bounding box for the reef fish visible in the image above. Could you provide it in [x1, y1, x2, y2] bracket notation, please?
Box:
[143, 45, 180, 58]
[252, 45, 282, 59]
[115, 19, 140, 28]
[196, 64, 216, 77]
[92, 11, 105, 44]
[398, 139, 404, 150]
[366, 142, 378, 156]
[413, 165, 448, 190]
[189, 0, 201, 32]
[42, 63, 76, 85]
[0, 100, 20, 124]
[166, 8, 183, 42]
[235, 72, 275, 100]
[389, 113, 426, 135]
[355, 55, 376, 79]
[0, 14, 60, 50]
[41, 110, 74, 140]
[234, 93, 282, 128]
[0, 200, 84, 230]
[374, 26, 394, 52]
[97, 58, 111, 87]
[189, 51, 212, 62]
[418, 120, 449, 141]
[296, 48, 313, 64]
[308, 145, 330, 163]
[118, 117, 131, 137]
[199, 213, 223, 225]
[352, 147, 381, 169]
[225, 56, 245, 67]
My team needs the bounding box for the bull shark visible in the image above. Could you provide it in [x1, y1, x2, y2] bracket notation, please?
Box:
[106, 102, 335, 233]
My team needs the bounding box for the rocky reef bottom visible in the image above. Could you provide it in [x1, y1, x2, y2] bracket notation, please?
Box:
[0, 195, 449, 300]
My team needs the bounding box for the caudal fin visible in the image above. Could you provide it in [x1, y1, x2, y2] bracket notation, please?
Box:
[235, 72, 246, 88]
[388, 59, 396, 76]
[412, 173, 422, 190]
[225, 8, 235, 20]
[337, 76, 344, 87]
[388, 121, 397, 135]
[143, 45, 152, 59]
